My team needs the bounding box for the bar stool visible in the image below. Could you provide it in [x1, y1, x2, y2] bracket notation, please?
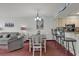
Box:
[64, 38, 76, 55]
[54, 28, 65, 49]
[56, 31, 65, 46]
[55, 27, 65, 45]
[55, 30, 61, 43]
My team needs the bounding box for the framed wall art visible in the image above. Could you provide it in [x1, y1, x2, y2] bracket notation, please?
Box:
[5, 23, 14, 27]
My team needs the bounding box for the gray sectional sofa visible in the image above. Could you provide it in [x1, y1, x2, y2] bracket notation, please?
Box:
[0, 32, 24, 51]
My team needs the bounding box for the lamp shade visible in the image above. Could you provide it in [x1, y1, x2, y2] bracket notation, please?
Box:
[21, 25, 27, 30]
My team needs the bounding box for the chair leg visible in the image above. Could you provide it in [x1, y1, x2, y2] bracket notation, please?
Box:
[29, 45, 31, 52]
[62, 40, 64, 46]
[56, 37, 59, 43]
[65, 41, 68, 54]
[33, 48, 35, 56]
[40, 47, 42, 56]
[56, 37, 58, 42]
[44, 46, 46, 53]
[72, 42, 76, 55]
[68, 42, 69, 52]
[60, 38, 61, 44]
[44, 41, 46, 53]
[66, 42, 68, 49]
[57, 37, 59, 43]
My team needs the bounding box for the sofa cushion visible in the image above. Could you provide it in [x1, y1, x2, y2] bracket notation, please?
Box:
[0, 38, 10, 44]
[0, 35, 3, 38]
[6, 34, 10, 38]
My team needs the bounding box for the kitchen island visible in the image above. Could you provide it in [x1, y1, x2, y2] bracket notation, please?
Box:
[65, 32, 79, 56]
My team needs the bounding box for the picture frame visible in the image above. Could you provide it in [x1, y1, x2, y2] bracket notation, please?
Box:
[5, 23, 14, 27]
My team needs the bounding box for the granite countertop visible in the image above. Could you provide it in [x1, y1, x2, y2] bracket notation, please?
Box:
[74, 32, 79, 34]
[65, 31, 79, 34]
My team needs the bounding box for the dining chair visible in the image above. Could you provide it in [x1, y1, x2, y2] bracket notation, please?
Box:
[28, 35, 32, 52]
[41, 34, 46, 53]
[32, 35, 42, 56]
[28, 34, 47, 54]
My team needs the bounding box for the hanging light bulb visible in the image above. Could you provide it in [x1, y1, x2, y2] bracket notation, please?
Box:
[38, 17, 41, 21]
[35, 10, 41, 21]
[37, 17, 39, 19]
[35, 18, 37, 21]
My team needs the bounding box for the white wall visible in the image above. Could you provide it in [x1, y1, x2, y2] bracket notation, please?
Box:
[57, 16, 79, 27]
[0, 16, 57, 40]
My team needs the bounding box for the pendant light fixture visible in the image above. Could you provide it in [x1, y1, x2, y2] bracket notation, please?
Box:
[35, 10, 41, 21]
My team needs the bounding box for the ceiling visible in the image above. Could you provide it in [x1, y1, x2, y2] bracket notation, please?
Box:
[58, 3, 79, 18]
[0, 3, 66, 18]
[0, 3, 79, 18]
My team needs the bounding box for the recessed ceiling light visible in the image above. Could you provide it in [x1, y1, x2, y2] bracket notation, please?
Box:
[76, 12, 79, 14]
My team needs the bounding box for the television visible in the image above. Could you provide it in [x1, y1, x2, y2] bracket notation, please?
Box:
[65, 24, 75, 32]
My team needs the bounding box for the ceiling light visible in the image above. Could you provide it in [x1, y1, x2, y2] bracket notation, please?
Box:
[76, 12, 79, 14]
[35, 10, 42, 21]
